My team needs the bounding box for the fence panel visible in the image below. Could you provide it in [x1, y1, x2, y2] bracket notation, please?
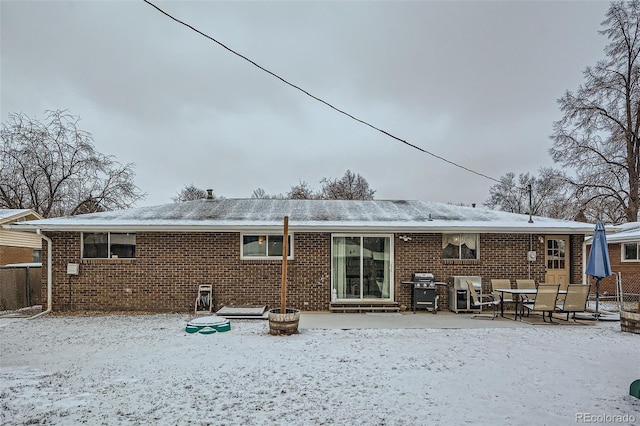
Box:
[0, 267, 41, 310]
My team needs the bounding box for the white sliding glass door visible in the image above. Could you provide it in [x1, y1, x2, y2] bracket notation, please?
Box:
[332, 235, 393, 301]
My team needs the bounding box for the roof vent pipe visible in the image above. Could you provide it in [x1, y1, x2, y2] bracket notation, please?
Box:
[206, 189, 214, 200]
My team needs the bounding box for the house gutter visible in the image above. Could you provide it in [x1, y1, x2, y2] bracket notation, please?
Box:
[28, 229, 52, 319]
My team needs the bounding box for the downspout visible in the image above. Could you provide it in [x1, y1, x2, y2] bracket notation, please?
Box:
[582, 238, 587, 284]
[528, 234, 533, 279]
[29, 229, 52, 319]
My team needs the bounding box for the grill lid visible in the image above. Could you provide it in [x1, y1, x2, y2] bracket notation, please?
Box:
[411, 273, 435, 282]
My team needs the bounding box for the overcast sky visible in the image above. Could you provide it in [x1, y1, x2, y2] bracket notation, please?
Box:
[1, 0, 612, 208]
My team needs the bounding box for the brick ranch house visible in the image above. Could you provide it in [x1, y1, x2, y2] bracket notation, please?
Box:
[5, 198, 597, 314]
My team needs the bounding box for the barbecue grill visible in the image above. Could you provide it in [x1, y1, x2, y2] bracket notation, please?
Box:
[402, 273, 447, 313]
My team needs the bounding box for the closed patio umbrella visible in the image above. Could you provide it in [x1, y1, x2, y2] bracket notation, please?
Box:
[585, 221, 613, 317]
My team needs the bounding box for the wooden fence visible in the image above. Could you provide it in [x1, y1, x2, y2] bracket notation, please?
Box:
[0, 265, 41, 310]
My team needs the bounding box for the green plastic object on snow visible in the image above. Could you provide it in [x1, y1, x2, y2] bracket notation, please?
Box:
[185, 315, 231, 334]
[185, 325, 201, 334]
[631, 379, 640, 399]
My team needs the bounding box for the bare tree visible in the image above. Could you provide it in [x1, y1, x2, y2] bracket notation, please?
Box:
[250, 188, 268, 199]
[484, 168, 577, 220]
[534, 168, 580, 220]
[197, 171, 376, 201]
[550, 1, 640, 223]
[172, 184, 208, 202]
[485, 172, 530, 214]
[319, 170, 375, 200]
[0, 110, 144, 217]
[287, 180, 316, 199]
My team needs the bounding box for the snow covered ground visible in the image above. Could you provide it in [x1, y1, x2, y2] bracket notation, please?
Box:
[1, 314, 639, 425]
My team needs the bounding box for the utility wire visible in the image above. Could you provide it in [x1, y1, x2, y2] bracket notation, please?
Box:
[143, 0, 513, 187]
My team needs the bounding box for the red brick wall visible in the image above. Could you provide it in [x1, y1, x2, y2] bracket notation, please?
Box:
[42, 231, 584, 313]
[588, 243, 640, 296]
[42, 232, 331, 312]
[0, 246, 35, 266]
[570, 235, 584, 284]
[395, 233, 577, 310]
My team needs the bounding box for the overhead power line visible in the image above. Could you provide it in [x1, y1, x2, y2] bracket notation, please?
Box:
[143, 0, 508, 186]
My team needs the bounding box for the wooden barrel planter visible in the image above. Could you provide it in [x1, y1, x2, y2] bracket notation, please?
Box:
[620, 310, 640, 334]
[268, 308, 300, 335]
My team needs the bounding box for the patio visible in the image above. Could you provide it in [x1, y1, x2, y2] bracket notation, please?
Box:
[297, 310, 608, 329]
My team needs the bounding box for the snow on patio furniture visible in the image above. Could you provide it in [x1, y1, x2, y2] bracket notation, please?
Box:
[523, 284, 560, 323]
[555, 284, 591, 322]
[467, 281, 500, 319]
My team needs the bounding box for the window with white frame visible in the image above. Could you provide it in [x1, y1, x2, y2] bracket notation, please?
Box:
[622, 242, 640, 261]
[241, 234, 292, 259]
[82, 232, 136, 259]
[442, 233, 479, 259]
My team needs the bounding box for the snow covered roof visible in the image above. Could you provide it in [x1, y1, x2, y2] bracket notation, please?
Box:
[3, 199, 596, 234]
[0, 209, 42, 224]
[603, 222, 640, 244]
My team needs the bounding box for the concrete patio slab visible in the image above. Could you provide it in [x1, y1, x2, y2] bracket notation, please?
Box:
[298, 311, 536, 329]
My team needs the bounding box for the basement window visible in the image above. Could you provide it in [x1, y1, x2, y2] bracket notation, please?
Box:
[82, 232, 136, 259]
[241, 234, 293, 259]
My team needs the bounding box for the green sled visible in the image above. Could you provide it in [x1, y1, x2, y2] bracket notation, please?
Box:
[631, 379, 640, 399]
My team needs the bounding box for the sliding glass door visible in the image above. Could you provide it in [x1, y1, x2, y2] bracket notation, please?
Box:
[332, 235, 393, 301]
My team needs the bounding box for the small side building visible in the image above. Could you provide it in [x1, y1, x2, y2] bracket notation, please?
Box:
[0, 209, 43, 266]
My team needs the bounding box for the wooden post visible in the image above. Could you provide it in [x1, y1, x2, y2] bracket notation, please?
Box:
[281, 216, 289, 314]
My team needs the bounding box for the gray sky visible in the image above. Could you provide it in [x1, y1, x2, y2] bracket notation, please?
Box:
[1, 0, 611, 207]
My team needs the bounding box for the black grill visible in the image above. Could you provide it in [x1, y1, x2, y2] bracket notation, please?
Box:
[402, 273, 445, 313]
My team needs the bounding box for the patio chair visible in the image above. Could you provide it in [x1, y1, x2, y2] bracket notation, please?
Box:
[555, 284, 591, 321]
[557, 281, 569, 301]
[491, 279, 514, 311]
[516, 279, 537, 317]
[516, 279, 536, 302]
[467, 281, 500, 319]
[522, 284, 560, 323]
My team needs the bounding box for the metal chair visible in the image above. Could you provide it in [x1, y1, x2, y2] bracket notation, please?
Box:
[491, 279, 514, 311]
[555, 284, 591, 321]
[516, 279, 537, 317]
[467, 281, 500, 319]
[522, 284, 560, 323]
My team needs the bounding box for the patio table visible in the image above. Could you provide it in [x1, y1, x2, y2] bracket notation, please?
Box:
[494, 288, 567, 321]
